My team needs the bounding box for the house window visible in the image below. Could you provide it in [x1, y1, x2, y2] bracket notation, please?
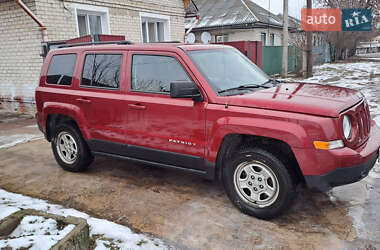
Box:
[270, 34, 275, 46]
[73, 3, 110, 36]
[140, 12, 170, 43]
[77, 14, 102, 36]
[261, 33, 266, 46]
[216, 35, 228, 43]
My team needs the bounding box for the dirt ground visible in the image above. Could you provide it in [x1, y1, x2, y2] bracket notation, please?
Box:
[0, 111, 379, 250]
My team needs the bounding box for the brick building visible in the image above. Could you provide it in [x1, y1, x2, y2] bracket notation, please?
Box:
[0, 0, 186, 113]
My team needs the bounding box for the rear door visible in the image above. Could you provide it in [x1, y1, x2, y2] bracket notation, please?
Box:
[124, 51, 207, 170]
[76, 51, 128, 148]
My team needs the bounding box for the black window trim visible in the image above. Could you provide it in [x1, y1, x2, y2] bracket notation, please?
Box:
[80, 52, 123, 91]
[46, 53, 77, 86]
[130, 53, 195, 95]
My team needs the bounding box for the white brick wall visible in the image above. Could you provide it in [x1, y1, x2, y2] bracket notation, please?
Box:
[0, 1, 43, 106]
[0, 0, 185, 113]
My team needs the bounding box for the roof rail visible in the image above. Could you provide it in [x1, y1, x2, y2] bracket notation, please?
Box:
[149, 41, 182, 43]
[58, 40, 134, 48]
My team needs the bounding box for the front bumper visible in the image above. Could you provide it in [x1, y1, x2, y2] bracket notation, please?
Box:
[304, 154, 378, 192]
[294, 120, 380, 192]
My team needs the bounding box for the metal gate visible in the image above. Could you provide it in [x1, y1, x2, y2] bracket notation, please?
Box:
[262, 46, 297, 75]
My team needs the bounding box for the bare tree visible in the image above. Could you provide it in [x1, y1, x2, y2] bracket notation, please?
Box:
[289, 31, 307, 75]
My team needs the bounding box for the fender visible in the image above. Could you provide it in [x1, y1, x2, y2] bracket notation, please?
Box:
[42, 102, 91, 140]
[206, 116, 310, 162]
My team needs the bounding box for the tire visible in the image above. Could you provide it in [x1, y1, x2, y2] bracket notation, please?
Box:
[51, 123, 93, 172]
[222, 147, 297, 220]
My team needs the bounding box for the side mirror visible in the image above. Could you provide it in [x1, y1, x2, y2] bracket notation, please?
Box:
[170, 81, 203, 101]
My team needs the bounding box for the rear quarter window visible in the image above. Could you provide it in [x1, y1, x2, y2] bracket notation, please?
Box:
[46, 54, 77, 85]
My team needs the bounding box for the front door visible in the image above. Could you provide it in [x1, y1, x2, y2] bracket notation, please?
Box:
[124, 52, 206, 170]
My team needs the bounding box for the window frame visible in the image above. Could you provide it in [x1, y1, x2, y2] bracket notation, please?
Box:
[139, 12, 170, 43]
[80, 53, 123, 91]
[261, 32, 267, 46]
[215, 35, 228, 43]
[270, 33, 275, 46]
[129, 53, 194, 95]
[46, 53, 77, 87]
[72, 3, 110, 37]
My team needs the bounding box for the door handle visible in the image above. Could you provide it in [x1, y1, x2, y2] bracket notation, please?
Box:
[128, 103, 146, 110]
[76, 98, 91, 104]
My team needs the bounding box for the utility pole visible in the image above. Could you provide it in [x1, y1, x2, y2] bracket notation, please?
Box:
[306, 0, 313, 77]
[282, 0, 289, 77]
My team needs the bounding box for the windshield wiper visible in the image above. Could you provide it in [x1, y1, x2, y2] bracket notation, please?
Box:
[218, 83, 270, 94]
[264, 79, 281, 85]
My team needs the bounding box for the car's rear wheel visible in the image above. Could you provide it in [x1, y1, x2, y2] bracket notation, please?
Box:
[222, 147, 296, 219]
[51, 123, 93, 172]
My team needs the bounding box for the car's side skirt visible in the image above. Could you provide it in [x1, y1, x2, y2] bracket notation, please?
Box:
[87, 139, 215, 179]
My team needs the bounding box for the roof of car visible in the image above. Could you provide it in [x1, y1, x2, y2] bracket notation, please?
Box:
[51, 42, 232, 54]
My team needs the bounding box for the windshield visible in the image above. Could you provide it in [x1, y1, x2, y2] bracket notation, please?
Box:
[188, 48, 270, 95]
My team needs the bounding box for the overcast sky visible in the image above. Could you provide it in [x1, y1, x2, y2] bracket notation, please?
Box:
[250, 0, 307, 19]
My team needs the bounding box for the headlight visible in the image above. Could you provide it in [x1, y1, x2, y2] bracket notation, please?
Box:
[342, 115, 352, 139]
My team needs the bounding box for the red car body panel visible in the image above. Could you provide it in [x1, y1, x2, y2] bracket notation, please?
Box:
[215, 82, 362, 117]
[35, 43, 380, 191]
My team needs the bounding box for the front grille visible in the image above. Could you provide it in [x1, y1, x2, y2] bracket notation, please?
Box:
[354, 101, 371, 146]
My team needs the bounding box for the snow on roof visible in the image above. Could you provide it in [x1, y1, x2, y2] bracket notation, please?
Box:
[189, 0, 300, 30]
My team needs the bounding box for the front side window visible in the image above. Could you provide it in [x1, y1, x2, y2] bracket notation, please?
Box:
[188, 48, 269, 95]
[131, 55, 191, 93]
[46, 54, 77, 85]
[81, 54, 122, 89]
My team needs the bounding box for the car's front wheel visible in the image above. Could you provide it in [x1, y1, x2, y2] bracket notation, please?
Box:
[222, 148, 297, 219]
[51, 123, 93, 172]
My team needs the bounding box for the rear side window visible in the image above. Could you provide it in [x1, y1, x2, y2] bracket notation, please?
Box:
[131, 55, 191, 93]
[81, 54, 122, 89]
[46, 54, 77, 85]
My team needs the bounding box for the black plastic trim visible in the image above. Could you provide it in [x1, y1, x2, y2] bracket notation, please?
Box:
[87, 139, 215, 179]
[93, 151, 208, 177]
[304, 155, 378, 192]
[58, 40, 133, 48]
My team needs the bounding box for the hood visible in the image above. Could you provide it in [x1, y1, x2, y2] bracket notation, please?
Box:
[216, 82, 362, 117]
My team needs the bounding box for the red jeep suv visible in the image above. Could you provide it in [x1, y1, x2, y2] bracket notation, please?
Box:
[35, 41, 380, 219]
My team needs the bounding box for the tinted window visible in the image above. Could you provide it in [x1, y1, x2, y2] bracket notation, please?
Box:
[131, 55, 191, 93]
[81, 54, 122, 89]
[47, 54, 77, 85]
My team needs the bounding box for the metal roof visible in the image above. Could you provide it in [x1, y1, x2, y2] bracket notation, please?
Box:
[187, 0, 299, 30]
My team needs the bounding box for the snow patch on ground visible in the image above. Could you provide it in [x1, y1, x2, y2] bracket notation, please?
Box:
[0, 216, 75, 249]
[365, 58, 380, 61]
[374, 116, 380, 127]
[0, 189, 168, 250]
[25, 124, 38, 128]
[0, 134, 43, 149]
